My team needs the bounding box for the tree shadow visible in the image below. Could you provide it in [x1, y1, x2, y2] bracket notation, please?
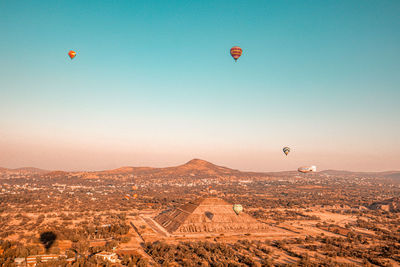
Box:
[40, 231, 57, 252]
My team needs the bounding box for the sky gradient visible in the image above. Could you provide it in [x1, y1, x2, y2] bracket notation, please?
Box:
[1, 0, 399, 172]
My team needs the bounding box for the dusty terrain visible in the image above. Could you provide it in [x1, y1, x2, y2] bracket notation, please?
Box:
[1, 159, 400, 266]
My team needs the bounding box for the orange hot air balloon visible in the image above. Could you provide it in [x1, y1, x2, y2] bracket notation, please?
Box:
[230, 46, 242, 62]
[68, 50, 76, 60]
[133, 193, 138, 199]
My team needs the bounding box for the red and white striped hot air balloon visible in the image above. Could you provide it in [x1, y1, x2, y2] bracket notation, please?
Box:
[230, 46, 242, 62]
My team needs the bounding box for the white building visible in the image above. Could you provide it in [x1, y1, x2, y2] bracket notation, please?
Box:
[95, 251, 119, 263]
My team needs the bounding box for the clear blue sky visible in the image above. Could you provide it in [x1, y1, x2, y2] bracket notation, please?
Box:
[1, 0, 399, 171]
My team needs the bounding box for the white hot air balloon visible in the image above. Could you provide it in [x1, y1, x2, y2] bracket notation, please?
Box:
[298, 166, 317, 173]
[233, 204, 243, 215]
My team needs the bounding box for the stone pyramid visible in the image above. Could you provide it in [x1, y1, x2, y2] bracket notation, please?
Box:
[154, 197, 267, 234]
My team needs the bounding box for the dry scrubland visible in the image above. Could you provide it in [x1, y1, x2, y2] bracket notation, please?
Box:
[1, 159, 400, 266]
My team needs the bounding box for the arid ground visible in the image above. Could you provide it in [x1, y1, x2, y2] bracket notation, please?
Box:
[1, 159, 400, 266]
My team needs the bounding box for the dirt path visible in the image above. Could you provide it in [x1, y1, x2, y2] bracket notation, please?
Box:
[116, 218, 158, 265]
[140, 216, 170, 237]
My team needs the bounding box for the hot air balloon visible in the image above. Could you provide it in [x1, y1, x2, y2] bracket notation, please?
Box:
[133, 193, 138, 199]
[233, 204, 243, 215]
[132, 185, 138, 191]
[124, 195, 130, 200]
[298, 166, 317, 173]
[283, 147, 290, 156]
[230, 46, 242, 62]
[68, 50, 76, 60]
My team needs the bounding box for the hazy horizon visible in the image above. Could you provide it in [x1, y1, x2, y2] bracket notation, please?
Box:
[1, 157, 400, 173]
[1, 0, 399, 172]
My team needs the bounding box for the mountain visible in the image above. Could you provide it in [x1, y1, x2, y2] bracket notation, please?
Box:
[93, 159, 244, 178]
[0, 167, 50, 175]
[14, 167, 49, 174]
[155, 159, 243, 176]
[44, 171, 69, 177]
[98, 166, 154, 174]
[379, 171, 400, 181]
[319, 170, 356, 176]
[1, 159, 399, 180]
[0, 159, 250, 179]
[320, 169, 400, 177]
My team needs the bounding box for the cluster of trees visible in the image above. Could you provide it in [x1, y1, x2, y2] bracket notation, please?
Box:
[1, 208, 131, 241]
[120, 254, 148, 267]
[250, 209, 321, 222]
[144, 240, 273, 266]
[0, 212, 133, 265]
[0, 240, 43, 266]
[0, 239, 149, 267]
[302, 234, 400, 266]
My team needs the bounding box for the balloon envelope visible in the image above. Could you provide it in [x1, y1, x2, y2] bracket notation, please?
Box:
[298, 166, 317, 173]
[68, 50, 76, 59]
[283, 147, 290, 156]
[233, 204, 243, 215]
[230, 46, 242, 61]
